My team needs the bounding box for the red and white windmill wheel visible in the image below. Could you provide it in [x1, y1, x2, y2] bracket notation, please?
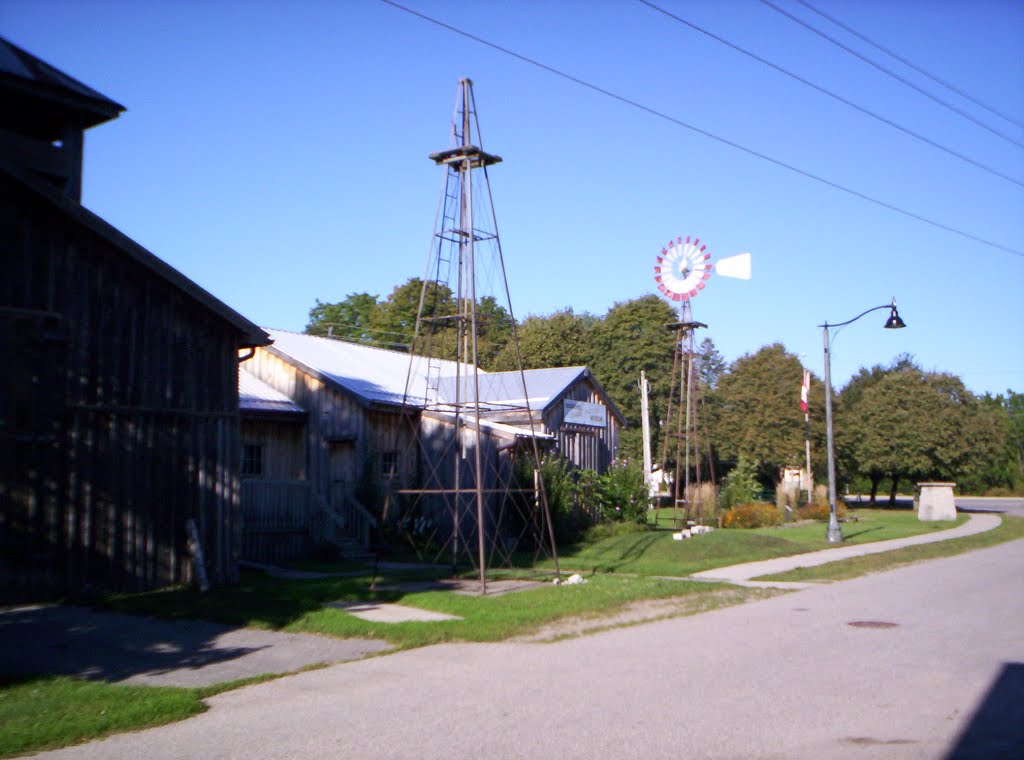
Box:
[655, 236, 712, 301]
[654, 236, 751, 302]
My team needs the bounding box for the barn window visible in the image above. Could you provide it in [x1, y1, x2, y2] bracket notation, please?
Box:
[381, 450, 399, 480]
[241, 443, 263, 477]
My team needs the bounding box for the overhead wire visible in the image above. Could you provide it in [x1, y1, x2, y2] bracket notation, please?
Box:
[757, 0, 1024, 149]
[378, 0, 1024, 259]
[792, 0, 1024, 131]
[637, 0, 1023, 189]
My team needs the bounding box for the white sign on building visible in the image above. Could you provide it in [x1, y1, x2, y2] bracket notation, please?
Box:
[563, 399, 606, 428]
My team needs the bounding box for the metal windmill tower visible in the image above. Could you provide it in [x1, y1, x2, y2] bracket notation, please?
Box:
[654, 237, 750, 525]
[391, 79, 559, 592]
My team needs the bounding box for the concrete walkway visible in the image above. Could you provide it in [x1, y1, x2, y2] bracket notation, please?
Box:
[691, 512, 1001, 588]
[0, 605, 391, 687]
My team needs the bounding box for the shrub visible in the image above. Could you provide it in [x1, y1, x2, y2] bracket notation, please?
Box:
[721, 502, 782, 529]
[594, 458, 648, 525]
[719, 455, 762, 510]
[796, 500, 848, 522]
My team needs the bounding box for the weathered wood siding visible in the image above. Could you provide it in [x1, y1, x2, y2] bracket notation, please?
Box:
[240, 480, 313, 563]
[244, 348, 419, 527]
[240, 419, 306, 481]
[543, 377, 620, 473]
[1, 172, 246, 600]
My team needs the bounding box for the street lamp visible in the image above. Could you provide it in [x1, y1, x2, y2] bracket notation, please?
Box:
[820, 299, 906, 544]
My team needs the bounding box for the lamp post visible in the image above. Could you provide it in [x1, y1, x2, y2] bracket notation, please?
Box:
[821, 299, 906, 544]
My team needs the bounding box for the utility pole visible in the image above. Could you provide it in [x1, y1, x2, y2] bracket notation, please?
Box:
[639, 370, 652, 504]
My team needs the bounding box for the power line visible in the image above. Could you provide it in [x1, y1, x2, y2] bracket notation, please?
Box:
[637, 0, 1023, 188]
[758, 0, 1024, 150]
[793, 0, 1024, 131]
[378, 0, 1024, 258]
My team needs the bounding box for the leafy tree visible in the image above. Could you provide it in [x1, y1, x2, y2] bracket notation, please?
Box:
[490, 308, 593, 371]
[473, 295, 514, 370]
[718, 454, 762, 509]
[961, 391, 1021, 494]
[587, 295, 677, 460]
[371, 278, 457, 354]
[696, 337, 726, 391]
[711, 343, 826, 484]
[841, 368, 991, 504]
[305, 293, 379, 341]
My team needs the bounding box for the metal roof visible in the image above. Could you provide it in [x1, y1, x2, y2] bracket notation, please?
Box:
[239, 368, 304, 415]
[263, 329, 472, 408]
[263, 332, 625, 424]
[435, 367, 587, 412]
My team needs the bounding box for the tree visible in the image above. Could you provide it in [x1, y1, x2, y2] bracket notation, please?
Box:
[305, 293, 379, 341]
[960, 391, 1020, 494]
[371, 278, 457, 353]
[841, 368, 990, 504]
[490, 308, 593, 371]
[474, 295, 514, 370]
[587, 295, 677, 460]
[711, 343, 826, 484]
[695, 337, 726, 391]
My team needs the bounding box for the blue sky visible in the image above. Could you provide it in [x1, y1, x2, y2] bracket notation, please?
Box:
[5, 0, 1022, 397]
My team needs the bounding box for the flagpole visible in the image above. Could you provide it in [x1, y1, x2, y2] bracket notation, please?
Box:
[801, 367, 812, 504]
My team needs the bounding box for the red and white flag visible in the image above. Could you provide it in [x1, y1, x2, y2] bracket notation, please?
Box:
[800, 369, 810, 413]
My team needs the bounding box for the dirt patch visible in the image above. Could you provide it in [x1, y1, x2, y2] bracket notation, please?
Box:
[510, 587, 785, 643]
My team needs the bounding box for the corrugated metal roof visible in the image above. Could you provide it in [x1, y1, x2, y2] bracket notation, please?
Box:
[239, 369, 304, 414]
[262, 331, 624, 424]
[435, 367, 586, 411]
[264, 329, 473, 408]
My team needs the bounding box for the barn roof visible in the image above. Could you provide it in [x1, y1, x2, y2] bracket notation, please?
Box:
[0, 37, 124, 135]
[263, 329, 472, 408]
[239, 369, 304, 417]
[262, 330, 624, 424]
[436, 366, 626, 424]
[1, 164, 270, 348]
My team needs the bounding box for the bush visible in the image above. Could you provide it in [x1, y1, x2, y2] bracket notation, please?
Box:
[721, 502, 781, 529]
[525, 455, 649, 544]
[594, 458, 648, 525]
[796, 501, 848, 522]
[719, 456, 762, 510]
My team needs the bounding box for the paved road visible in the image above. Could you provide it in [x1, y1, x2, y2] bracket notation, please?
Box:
[956, 496, 1024, 518]
[39, 539, 1024, 760]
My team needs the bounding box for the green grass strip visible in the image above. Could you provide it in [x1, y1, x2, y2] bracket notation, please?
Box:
[756, 514, 1024, 582]
[0, 675, 204, 758]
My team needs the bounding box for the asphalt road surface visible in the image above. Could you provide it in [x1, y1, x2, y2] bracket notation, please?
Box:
[38, 538, 1023, 760]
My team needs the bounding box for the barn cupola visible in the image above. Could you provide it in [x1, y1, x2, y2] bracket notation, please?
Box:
[0, 37, 124, 202]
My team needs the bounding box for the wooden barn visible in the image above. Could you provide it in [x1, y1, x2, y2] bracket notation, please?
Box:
[0, 39, 269, 600]
[239, 329, 624, 561]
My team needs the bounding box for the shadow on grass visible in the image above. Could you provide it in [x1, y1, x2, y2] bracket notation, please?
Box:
[840, 525, 884, 541]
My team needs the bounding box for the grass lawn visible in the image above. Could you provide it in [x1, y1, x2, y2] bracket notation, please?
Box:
[756, 513, 1024, 582]
[0, 675, 203, 758]
[101, 569, 759, 648]
[539, 508, 968, 577]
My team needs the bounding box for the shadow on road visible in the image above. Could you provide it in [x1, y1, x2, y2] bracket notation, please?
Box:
[944, 662, 1024, 759]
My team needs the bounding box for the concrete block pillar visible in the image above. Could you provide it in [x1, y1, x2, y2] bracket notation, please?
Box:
[916, 482, 957, 521]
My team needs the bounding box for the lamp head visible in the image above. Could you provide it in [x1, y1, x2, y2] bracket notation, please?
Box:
[884, 301, 906, 329]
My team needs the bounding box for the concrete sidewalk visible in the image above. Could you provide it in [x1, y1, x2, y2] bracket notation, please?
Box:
[0, 605, 391, 687]
[690, 512, 1002, 588]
